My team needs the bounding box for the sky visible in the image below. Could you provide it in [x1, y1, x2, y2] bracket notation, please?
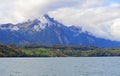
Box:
[0, 0, 120, 41]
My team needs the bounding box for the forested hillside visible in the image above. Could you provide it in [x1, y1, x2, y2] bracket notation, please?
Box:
[0, 44, 25, 57]
[0, 44, 120, 57]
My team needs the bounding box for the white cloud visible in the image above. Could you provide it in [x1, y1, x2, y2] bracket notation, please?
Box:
[48, 0, 120, 41]
[0, 0, 83, 24]
[0, 0, 57, 24]
[0, 0, 120, 41]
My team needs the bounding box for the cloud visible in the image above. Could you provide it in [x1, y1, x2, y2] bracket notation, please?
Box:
[0, 0, 57, 24]
[0, 0, 120, 41]
[0, 0, 83, 24]
[48, 0, 120, 41]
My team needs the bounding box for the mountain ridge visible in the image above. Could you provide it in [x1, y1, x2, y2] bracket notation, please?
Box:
[0, 14, 120, 48]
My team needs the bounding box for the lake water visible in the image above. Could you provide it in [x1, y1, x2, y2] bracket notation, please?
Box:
[0, 57, 120, 76]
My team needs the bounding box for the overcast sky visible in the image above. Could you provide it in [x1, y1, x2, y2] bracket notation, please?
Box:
[0, 0, 120, 41]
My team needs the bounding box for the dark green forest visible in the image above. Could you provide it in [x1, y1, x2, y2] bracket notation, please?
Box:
[0, 43, 120, 57]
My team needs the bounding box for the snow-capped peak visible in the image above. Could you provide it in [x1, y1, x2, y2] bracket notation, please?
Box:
[33, 14, 63, 31]
[0, 14, 64, 31]
[38, 14, 49, 24]
[38, 14, 57, 26]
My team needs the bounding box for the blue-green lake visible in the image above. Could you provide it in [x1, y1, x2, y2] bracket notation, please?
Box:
[0, 57, 120, 76]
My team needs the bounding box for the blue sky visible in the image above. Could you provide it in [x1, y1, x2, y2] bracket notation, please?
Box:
[0, 0, 120, 41]
[109, 0, 120, 3]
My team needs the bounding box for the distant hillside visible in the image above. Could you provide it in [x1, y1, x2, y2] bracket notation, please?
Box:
[0, 44, 120, 57]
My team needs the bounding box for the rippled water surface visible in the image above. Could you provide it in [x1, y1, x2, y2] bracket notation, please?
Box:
[0, 57, 120, 76]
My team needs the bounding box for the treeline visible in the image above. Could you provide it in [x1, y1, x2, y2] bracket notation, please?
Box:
[0, 43, 120, 57]
[0, 44, 25, 57]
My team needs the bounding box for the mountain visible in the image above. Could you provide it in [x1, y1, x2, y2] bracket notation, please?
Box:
[0, 14, 120, 48]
